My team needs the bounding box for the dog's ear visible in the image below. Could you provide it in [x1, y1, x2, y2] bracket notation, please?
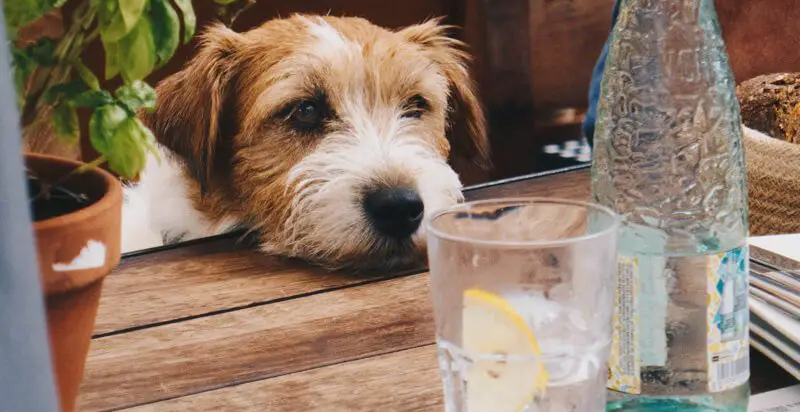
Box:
[399, 19, 491, 170]
[143, 24, 245, 193]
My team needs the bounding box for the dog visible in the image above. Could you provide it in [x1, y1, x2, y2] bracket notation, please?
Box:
[122, 15, 490, 271]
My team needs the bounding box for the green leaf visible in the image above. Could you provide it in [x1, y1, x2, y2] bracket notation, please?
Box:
[3, 0, 59, 37]
[73, 60, 101, 91]
[104, 40, 121, 79]
[119, 0, 147, 33]
[118, 15, 157, 82]
[214, 0, 237, 5]
[100, 13, 128, 43]
[44, 81, 88, 104]
[11, 37, 57, 95]
[52, 102, 79, 142]
[72, 90, 115, 108]
[172, 0, 195, 43]
[11, 49, 35, 94]
[98, 0, 146, 43]
[133, 118, 156, 146]
[90, 103, 154, 178]
[115, 80, 156, 112]
[107, 118, 152, 179]
[89, 104, 129, 155]
[26, 37, 57, 66]
[98, 0, 124, 42]
[150, 0, 180, 65]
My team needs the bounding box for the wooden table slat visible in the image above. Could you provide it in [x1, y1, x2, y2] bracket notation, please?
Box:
[80, 274, 434, 411]
[94, 169, 589, 337]
[123, 345, 443, 412]
[82, 166, 797, 411]
[95, 240, 361, 336]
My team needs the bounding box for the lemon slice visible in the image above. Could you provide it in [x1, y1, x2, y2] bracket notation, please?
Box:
[463, 288, 548, 412]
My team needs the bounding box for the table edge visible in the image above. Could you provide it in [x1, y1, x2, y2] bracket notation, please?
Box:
[120, 165, 592, 260]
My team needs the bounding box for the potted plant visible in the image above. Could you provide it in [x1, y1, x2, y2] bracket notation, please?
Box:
[3, 0, 201, 409]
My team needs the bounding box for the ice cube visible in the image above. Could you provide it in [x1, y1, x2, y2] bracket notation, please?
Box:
[504, 291, 561, 331]
[545, 350, 602, 387]
[502, 291, 605, 386]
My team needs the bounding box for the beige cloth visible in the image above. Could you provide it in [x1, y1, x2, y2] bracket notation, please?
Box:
[743, 125, 800, 235]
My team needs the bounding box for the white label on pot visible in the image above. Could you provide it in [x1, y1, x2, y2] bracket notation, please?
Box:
[52, 240, 107, 271]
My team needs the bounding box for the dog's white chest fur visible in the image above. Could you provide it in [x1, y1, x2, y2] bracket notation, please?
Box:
[121, 148, 238, 253]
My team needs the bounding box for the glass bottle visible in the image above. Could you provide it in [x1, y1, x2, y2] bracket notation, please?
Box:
[591, 0, 750, 410]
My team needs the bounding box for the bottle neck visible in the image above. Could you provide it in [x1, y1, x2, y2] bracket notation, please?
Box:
[619, 0, 706, 9]
[613, 0, 723, 51]
[617, 0, 715, 24]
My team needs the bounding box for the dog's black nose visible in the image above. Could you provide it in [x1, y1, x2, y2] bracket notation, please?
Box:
[364, 188, 424, 238]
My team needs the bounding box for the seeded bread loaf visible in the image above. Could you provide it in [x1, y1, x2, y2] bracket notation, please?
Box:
[736, 73, 800, 144]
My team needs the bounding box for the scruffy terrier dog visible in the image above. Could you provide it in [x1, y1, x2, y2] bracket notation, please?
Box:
[122, 15, 489, 271]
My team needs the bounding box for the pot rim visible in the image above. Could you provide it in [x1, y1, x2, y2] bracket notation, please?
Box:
[26, 153, 122, 232]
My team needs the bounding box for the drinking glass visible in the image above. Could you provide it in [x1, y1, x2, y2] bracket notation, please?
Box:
[426, 198, 620, 412]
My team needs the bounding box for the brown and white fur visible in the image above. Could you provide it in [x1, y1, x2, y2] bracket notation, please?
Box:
[122, 15, 489, 271]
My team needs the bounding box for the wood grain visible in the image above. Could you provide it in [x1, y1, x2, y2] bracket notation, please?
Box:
[79, 274, 435, 411]
[466, 167, 590, 201]
[121, 345, 790, 412]
[123, 345, 442, 412]
[95, 236, 372, 335]
[84, 168, 798, 411]
[95, 169, 590, 337]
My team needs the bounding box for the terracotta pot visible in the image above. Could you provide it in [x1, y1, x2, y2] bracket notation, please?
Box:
[26, 153, 122, 412]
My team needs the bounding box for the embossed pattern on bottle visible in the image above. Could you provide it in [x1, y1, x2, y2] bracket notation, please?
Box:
[592, 0, 750, 410]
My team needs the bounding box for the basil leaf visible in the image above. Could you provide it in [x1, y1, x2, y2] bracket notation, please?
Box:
[118, 15, 157, 82]
[100, 14, 128, 43]
[105, 118, 150, 179]
[98, 0, 127, 43]
[104, 40, 121, 79]
[172, 0, 195, 43]
[119, 0, 146, 33]
[89, 104, 129, 155]
[72, 90, 115, 109]
[26, 37, 57, 66]
[115, 80, 156, 112]
[133, 118, 156, 147]
[90, 105, 151, 178]
[11, 49, 34, 94]
[44, 80, 87, 104]
[150, 0, 180, 66]
[3, 0, 58, 37]
[11, 38, 56, 93]
[98, 0, 145, 43]
[52, 102, 79, 142]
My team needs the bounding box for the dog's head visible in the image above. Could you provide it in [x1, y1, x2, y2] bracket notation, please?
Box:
[146, 15, 489, 271]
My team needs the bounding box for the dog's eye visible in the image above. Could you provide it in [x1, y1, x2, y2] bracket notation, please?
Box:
[289, 99, 329, 132]
[294, 101, 322, 124]
[402, 95, 429, 119]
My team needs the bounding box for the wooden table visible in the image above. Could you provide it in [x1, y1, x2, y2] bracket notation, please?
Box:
[78, 166, 797, 411]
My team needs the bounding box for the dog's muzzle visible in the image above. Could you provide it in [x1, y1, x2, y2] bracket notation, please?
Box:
[363, 187, 424, 239]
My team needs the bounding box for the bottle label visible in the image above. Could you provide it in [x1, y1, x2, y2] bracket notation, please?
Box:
[706, 246, 750, 392]
[607, 246, 750, 395]
[607, 255, 642, 394]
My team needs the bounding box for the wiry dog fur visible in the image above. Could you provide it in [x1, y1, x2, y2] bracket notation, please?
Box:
[123, 15, 489, 271]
